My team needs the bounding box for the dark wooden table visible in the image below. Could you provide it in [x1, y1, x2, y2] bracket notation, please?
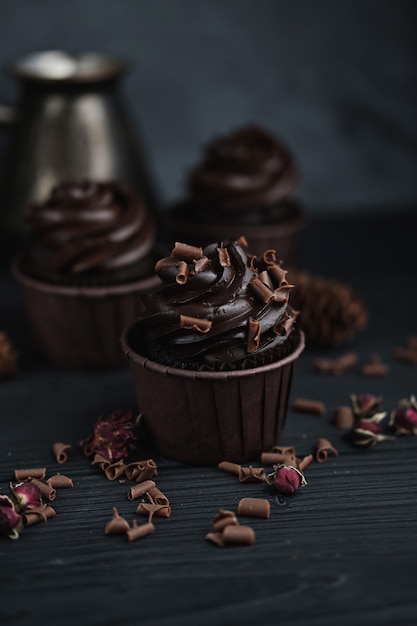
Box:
[1, 213, 417, 626]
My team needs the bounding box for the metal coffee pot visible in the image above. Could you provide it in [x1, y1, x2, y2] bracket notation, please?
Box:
[0, 50, 158, 234]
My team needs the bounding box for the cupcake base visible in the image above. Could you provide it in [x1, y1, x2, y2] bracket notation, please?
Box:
[121, 327, 305, 465]
[12, 256, 161, 370]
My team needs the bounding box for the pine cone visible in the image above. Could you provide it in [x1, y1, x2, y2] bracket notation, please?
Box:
[287, 270, 368, 348]
[0, 331, 19, 378]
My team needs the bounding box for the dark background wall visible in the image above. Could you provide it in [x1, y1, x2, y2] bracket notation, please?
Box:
[0, 0, 416, 215]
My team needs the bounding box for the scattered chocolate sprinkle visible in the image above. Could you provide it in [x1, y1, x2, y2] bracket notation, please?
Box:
[211, 510, 238, 532]
[147, 486, 169, 507]
[104, 460, 126, 480]
[52, 442, 71, 464]
[217, 461, 241, 475]
[205, 531, 225, 547]
[125, 459, 158, 482]
[136, 502, 171, 520]
[262, 249, 277, 266]
[315, 438, 339, 463]
[222, 524, 255, 545]
[30, 478, 57, 501]
[104, 507, 130, 535]
[237, 497, 270, 519]
[393, 346, 417, 364]
[236, 235, 248, 247]
[175, 260, 189, 284]
[217, 247, 231, 267]
[91, 453, 110, 471]
[360, 354, 389, 377]
[261, 451, 296, 465]
[238, 466, 266, 483]
[47, 474, 74, 489]
[249, 277, 274, 303]
[298, 454, 314, 471]
[180, 314, 212, 333]
[22, 504, 56, 526]
[0, 331, 19, 378]
[291, 398, 326, 415]
[313, 352, 358, 375]
[172, 242, 203, 261]
[126, 520, 155, 542]
[332, 406, 355, 430]
[14, 468, 46, 481]
[247, 319, 261, 353]
[127, 480, 156, 501]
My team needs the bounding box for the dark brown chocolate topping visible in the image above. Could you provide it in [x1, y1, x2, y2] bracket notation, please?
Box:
[29, 180, 156, 275]
[188, 125, 297, 214]
[137, 239, 298, 369]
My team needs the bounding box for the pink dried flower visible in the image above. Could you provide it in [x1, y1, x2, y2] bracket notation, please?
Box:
[0, 495, 22, 539]
[9, 482, 42, 511]
[390, 396, 417, 435]
[80, 409, 139, 462]
[351, 415, 394, 446]
[351, 393, 382, 418]
[266, 464, 307, 495]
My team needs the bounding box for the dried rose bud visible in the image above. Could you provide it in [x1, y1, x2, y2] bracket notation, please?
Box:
[9, 482, 42, 511]
[0, 495, 23, 539]
[389, 397, 417, 435]
[351, 418, 394, 446]
[266, 464, 307, 495]
[351, 393, 382, 418]
[80, 409, 139, 462]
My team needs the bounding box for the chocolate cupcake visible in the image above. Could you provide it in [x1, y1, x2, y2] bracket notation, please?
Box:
[13, 181, 161, 369]
[164, 125, 305, 264]
[121, 238, 305, 464]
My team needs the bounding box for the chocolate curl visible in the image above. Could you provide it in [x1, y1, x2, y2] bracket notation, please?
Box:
[247, 319, 261, 354]
[217, 461, 241, 476]
[298, 454, 313, 471]
[315, 438, 339, 463]
[248, 255, 258, 271]
[147, 486, 169, 507]
[291, 397, 326, 416]
[222, 524, 255, 546]
[30, 478, 56, 501]
[313, 352, 358, 375]
[154, 255, 177, 273]
[273, 312, 293, 336]
[52, 442, 71, 464]
[193, 256, 211, 273]
[272, 445, 296, 456]
[217, 247, 231, 267]
[249, 277, 274, 303]
[172, 242, 203, 261]
[175, 260, 189, 284]
[126, 520, 155, 542]
[360, 354, 389, 377]
[238, 466, 266, 483]
[14, 468, 46, 481]
[258, 270, 273, 289]
[237, 497, 270, 519]
[91, 452, 110, 471]
[262, 249, 277, 266]
[104, 460, 126, 481]
[136, 502, 171, 521]
[125, 459, 158, 482]
[236, 235, 248, 247]
[273, 286, 293, 303]
[267, 263, 289, 287]
[180, 314, 212, 334]
[261, 451, 296, 465]
[47, 474, 74, 489]
[211, 510, 238, 532]
[104, 507, 130, 535]
[332, 406, 355, 430]
[205, 531, 225, 547]
[393, 346, 417, 364]
[127, 480, 156, 501]
[23, 504, 56, 526]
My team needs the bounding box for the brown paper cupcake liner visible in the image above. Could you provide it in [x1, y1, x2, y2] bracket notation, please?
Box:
[121, 326, 304, 465]
[12, 256, 161, 370]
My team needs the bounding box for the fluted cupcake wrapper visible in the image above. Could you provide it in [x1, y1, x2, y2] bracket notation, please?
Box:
[121, 327, 305, 465]
[12, 256, 161, 370]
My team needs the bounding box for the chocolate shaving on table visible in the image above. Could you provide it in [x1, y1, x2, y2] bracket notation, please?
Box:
[175, 260, 189, 284]
[291, 397, 326, 416]
[261, 451, 296, 465]
[205, 531, 225, 547]
[52, 442, 71, 464]
[393, 346, 417, 364]
[217, 461, 241, 476]
[104, 507, 130, 535]
[14, 468, 46, 481]
[180, 314, 212, 333]
[249, 277, 274, 303]
[172, 242, 203, 261]
[125, 459, 158, 482]
[238, 466, 266, 483]
[406, 336, 417, 350]
[47, 473, 74, 489]
[211, 510, 239, 532]
[237, 497, 270, 519]
[126, 520, 155, 542]
[91, 452, 110, 471]
[136, 502, 171, 521]
[127, 480, 156, 501]
[22, 504, 56, 526]
[247, 319, 261, 353]
[315, 438, 339, 463]
[222, 524, 255, 546]
[217, 247, 231, 267]
[30, 478, 57, 501]
[360, 354, 389, 377]
[104, 460, 126, 480]
[298, 454, 314, 471]
[0, 331, 19, 378]
[313, 352, 358, 375]
[332, 406, 355, 430]
[146, 486, 169, 507]
[272, 445, 296, 456]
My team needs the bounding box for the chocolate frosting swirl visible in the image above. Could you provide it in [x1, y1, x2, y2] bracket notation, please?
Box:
[29, 181, 155, 275]
[138, 239, 299, 369]
[188, 125, 298, 214]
